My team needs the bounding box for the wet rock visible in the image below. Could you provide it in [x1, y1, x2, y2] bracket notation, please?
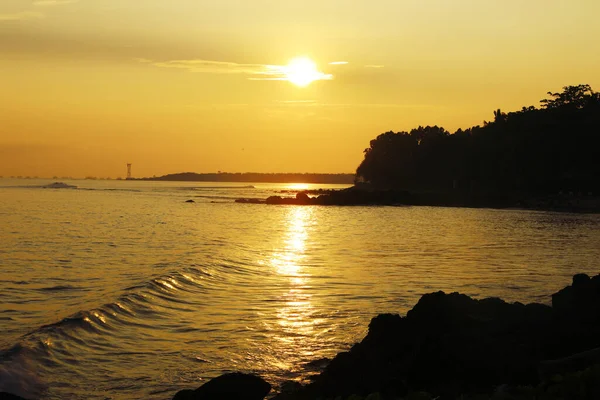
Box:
[172, 372, 271, 400]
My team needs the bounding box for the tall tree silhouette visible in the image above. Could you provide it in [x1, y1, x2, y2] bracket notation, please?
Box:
[356, 85, 600, 194]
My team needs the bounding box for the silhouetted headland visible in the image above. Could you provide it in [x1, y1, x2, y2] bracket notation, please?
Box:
[133, 172, 355, 184]
[236, 85, 600, 212]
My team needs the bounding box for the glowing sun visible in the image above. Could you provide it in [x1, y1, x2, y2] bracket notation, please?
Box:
[284, 57, 331, 87]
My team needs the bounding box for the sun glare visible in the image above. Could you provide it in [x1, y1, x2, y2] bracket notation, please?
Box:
[284, 57, 330, 87]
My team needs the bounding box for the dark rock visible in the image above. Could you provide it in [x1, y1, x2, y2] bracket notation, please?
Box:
[266, 196, 284, 205]
[539, 346, 600, 382]
[172, 389, 196, 400]
[295, 192, 310, 203]
[185, 200, 195, 203]
[172, 373, 271, 400]
[280, 380, 303, 394]
[293, 284, 582, 399]
[303, 357, 331, 371]
[552, 273, 600, 323]
[240, 187, 414, 207]
[0, 393, 29, 400]
[215, 275, 600, 400]
[573, 273, 591, 287]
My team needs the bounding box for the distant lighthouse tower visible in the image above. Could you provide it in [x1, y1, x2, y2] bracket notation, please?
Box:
[126, 163, 132, 180]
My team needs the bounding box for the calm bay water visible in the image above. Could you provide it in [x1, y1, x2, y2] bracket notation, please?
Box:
[0, 179, 599, 399]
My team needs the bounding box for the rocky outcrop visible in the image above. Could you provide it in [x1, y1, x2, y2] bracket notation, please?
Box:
[273, 273, 600, 400]
[172, 372, 271, 400]
[237, 189, 413, 206]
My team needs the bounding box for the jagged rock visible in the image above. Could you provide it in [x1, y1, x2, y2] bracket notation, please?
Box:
[172, 373, 271, 400]
[218, 274, 600, 400]
[280, 275, 600, 399]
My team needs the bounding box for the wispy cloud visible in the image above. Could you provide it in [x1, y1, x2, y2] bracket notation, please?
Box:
[141, 58, 334, 83]
[0, 11, 44, 21]
[33, 0, 78, 6]
[329, 61, 348, 65]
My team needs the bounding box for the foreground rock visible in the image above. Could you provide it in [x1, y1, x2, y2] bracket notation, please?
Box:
[273, 273, 600, 399]
[172, 372, 271, 400]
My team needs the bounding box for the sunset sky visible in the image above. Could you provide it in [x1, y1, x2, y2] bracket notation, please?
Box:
[1, 0, 599, 178]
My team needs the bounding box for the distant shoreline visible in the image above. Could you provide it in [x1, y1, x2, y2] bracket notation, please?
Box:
[130, 172, 355, 184]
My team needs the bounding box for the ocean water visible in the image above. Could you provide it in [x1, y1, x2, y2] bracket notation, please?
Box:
[0, 179, 599, 399]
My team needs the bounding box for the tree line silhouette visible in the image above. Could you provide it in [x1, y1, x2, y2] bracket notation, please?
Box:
[140, 172, 355, 184]
[356, 85, 600, 195]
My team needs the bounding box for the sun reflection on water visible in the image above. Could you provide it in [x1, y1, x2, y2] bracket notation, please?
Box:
[266, 207, 320, 373]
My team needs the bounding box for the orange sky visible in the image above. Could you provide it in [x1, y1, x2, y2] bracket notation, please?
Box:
[1, 0, 599, 178]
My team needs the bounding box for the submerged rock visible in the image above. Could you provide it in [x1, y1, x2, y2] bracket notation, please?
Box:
[172, 372, 271, 400]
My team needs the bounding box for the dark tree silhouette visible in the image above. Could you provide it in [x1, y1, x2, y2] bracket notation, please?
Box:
[356, 85, 600, 195]
[540, 84, 599, 109]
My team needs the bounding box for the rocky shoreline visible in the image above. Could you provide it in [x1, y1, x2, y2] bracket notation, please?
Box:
[234, 187, 600, 213]
[174, 273, 600, 399]
[3, 274, 600, 400]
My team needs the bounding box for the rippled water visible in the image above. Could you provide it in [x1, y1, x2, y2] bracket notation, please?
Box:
[0, 179, 599, 399]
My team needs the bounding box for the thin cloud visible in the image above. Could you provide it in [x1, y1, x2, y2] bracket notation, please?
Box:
[329, 61, 349, 65]
[143, 59, 276, 75]
[0, 11, 44, 21]
[142, 58, 333, 83]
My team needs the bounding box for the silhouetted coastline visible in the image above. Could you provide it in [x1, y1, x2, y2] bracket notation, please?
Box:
[132, 172, 355, 184]
[235, 186, 600, 213]
[236, 85, 600, 213]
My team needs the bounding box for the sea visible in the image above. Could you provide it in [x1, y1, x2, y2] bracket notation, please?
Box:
[0, 178, 599, 399]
